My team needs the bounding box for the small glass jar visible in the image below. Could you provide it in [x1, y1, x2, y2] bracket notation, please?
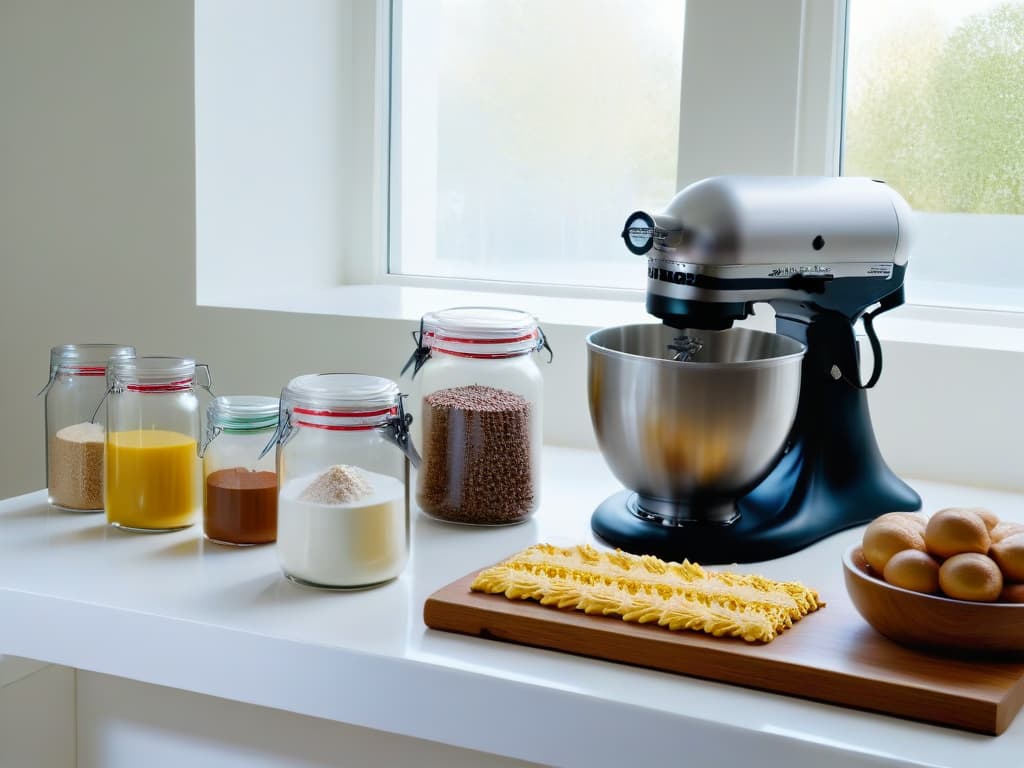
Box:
[202, 396, 279, 546]
[40, 343, 135, 511]
[405, 307, 546, 526]
[266, 373, 417, 590]
[105, 356, 211, 533]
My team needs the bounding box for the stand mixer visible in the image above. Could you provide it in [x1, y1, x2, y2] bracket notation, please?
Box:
[588, 176, 921, 563]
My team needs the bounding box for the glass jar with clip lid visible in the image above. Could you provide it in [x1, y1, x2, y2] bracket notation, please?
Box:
[262, 373, 420, 589]
[200, 395, 280, 546]
[104, 356, 214, 532]
[39, 343, 135, 511]
[402, 307, 551, 526]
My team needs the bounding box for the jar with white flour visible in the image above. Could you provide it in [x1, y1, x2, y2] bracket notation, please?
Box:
[262, 374, 419, 589]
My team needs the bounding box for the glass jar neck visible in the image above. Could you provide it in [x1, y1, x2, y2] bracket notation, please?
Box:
[426, 328, 539, 358]
[208, 395, 279, 431]
[40, 344, 135, 396]
[430, 346, 536, 361]
[110, 358, 211, 396]
[290, 405, 398, 432]
[123, 378, 195, 394]
[56, 365, 109, 377]
[48, 344, 135, 373]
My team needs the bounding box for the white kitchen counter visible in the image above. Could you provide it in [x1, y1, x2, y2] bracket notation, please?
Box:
[1, 446, 1022, 768]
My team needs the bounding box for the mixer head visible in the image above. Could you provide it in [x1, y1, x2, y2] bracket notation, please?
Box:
[623, 176, 913, 330]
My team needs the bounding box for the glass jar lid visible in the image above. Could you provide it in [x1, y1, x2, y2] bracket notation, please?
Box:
[49, 343, 135, 375]
[208, 395, 279, 432]
[283, 373, 400, 417]
[110, 356, 197, 392]
[420, 307, 541, 357]
[262, 373, 418, 466]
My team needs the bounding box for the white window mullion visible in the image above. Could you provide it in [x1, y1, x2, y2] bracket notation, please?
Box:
[347, 0, 393, 284]
[793, 0, 848, 176]
[675, 0, 806, 187]
[388, 0, 442, 281]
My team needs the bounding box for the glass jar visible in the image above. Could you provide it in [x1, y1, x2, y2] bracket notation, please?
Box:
[266, 373, 418, 590]
[105, 356, 212, 532]
[201, 396, 279, 546]
[405, 307, 546, 526]
[40, 343, 135, 511]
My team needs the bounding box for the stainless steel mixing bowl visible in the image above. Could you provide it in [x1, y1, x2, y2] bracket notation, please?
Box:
[587, 324, 805, 522]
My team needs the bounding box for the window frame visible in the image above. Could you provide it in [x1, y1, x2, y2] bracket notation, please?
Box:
[379, 0, 846, 297]
[364, 0, 1024, 326]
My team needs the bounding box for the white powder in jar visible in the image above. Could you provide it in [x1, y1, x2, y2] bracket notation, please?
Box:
[278, 466, 407, 588]
[298, 464, 372, 504]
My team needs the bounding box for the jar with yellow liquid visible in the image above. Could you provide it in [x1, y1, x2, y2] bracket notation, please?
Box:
[105, 357, 213, 532]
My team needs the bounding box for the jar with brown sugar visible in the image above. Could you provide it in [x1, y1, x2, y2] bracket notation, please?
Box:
[201, 396, 279, 546]
[40, 343, 135, 511]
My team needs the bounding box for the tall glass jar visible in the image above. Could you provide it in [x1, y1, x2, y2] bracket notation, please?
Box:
[201, 395, 279, 546]
[405, 307, 546, 526]
[40, 343, 135, 511]
[266, 373, 418, 590]
[105, 356, 211, 532]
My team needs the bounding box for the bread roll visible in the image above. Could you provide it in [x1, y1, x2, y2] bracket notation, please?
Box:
[924, 509, 990, 559]
[938, 553, 1002, 602]
[999, 583, 1024, 604]
[990, 532, 1024, 582]
[968, 507, 999, 531]
[882, 549, 939, 594]
[862, 519, 925, 573]
[991, 522, 1024, 544]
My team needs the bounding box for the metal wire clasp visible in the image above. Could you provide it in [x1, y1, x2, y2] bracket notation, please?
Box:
[258, 399, 293, 460]
[536, 325, 554, 363]
[196, 363, 215, 397]
[400, 317, 431, 379]
[199, 423, 222, 459]
[382, 396, 422, 469]
[36, 369, 57, 397]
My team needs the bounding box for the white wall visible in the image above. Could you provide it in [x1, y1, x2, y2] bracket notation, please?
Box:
[0, 663, 75, 768]
[0, 0, 407, 499]
[194, 0, 356, 300]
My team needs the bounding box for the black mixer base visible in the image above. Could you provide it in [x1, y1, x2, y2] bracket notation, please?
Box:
[592, 481, 920, 565]
[591, 491, 844, 563]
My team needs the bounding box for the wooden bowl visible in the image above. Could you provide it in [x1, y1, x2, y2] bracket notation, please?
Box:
[843, 545, 1024, 657]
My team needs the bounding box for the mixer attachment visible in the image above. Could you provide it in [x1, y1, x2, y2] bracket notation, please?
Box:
[667, 335, 704, 362]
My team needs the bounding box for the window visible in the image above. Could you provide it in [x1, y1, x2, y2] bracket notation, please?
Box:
[191, 1, 1024, 315]
[387, 0, 1024, 312]
[390, 0, 685, 291]
[844, 0, 1024, 309]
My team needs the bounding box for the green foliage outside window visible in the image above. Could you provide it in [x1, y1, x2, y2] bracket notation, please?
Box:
[845, 3, 1024, 214]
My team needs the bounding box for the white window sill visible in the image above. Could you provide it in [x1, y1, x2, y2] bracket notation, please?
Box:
[199, 283, 654, 330]
[199, 282, 1024, 354]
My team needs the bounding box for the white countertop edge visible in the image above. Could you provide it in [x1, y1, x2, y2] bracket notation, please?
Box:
[0, 589, 926, 768]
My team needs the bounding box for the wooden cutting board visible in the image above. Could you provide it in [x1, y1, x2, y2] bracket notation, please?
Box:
[424, 569, 1024, 735]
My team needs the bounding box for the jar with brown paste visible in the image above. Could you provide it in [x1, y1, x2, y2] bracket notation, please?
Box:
[201, 396, 279, 545]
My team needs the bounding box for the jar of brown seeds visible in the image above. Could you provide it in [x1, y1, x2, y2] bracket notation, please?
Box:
[404, 307, 548, 526]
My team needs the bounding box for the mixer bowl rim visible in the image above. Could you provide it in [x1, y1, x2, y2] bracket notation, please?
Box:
[586, 324, 806, 370]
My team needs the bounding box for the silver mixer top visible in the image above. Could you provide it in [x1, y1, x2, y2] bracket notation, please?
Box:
[625, 176, 913, 310]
